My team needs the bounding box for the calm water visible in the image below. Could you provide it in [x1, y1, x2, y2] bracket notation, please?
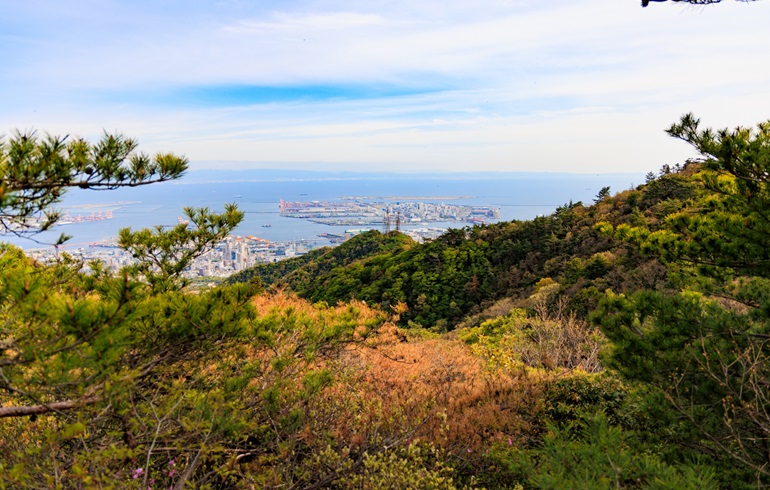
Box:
[3, 171, 643, 250]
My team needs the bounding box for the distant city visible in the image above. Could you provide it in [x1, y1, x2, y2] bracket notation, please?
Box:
[280, 198, 500, 227]
[17, 169, 644, 279]
[25, 198, 500, 279]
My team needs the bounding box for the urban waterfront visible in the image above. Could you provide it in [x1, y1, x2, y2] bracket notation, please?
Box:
[7, 171, 644, 278]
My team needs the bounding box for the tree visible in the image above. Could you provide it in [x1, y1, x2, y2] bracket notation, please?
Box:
[0, 130, 264, 487]
[119, 204, 244, 292]
[597, 114, 770, 485]
[645, 171, 656, 184]
[0, 130, 428, 489]
[594, 186, 611, 203]
[0, 130, 233, 420]
[0, 131, 187, 245]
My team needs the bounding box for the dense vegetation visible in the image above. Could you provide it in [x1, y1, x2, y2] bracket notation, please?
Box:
[3, 114, 770, 488]
[229, 168, 694, 330]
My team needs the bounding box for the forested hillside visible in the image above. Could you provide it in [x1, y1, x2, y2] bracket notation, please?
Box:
[229, 166, 698, 330]
[4, 115, 770, 488]
[227, 229, 415, 291]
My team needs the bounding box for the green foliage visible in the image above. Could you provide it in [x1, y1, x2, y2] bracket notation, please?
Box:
[596, 288, 770, 485]
[227, 229, 414, 288]
[478, 370, 716, 489]
[596, 114, 770, 486]
[458, 300, 604, 373]
[0, 257, 394, 487]
[594, 186, 611, 203]
[9, 119, 770, 487]
[542, 373, 630, 428]
[0, 131, 187, 244]
[638, 172, 697, 217]
[631, 114, 770, 276]
[233, 192, 668, 330]
[0, 242, 265, 487]
[334, 443, 461, 489]
[511, 414, 716, 489]
[119, 204, 244, 291]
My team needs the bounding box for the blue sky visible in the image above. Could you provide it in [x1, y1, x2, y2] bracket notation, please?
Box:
[2, 0, 770, 173]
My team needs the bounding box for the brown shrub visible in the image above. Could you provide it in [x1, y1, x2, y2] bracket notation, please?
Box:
[312, 325, 544, 459]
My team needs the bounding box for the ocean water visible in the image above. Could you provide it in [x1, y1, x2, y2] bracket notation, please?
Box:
[3, 171, 644, 250]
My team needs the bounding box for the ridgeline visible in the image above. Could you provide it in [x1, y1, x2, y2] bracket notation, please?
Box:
[229, 164, 698, 331]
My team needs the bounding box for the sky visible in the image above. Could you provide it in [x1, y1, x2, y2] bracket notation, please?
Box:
[2, 0, 770, 174]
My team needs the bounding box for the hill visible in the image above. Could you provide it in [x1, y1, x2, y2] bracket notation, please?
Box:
[229, 165, 699, 330]
[6, 115, 770, 488]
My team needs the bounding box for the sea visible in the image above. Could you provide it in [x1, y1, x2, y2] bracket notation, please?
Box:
[3, 170, 645, 251]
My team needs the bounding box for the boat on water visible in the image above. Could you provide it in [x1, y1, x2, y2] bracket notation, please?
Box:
[262, 224, 272, 228]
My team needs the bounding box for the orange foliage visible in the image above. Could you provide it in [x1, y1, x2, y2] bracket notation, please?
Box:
[252, 289, 380, 323]
[201, 291, 545, 479]
[311, 323, 544, 459]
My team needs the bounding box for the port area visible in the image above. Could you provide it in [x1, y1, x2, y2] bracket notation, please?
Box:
[319, 227, 447, 244]
[279, 199, 500, 226]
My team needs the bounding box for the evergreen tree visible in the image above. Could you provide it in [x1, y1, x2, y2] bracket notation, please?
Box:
[0, 131, 187, 245]
[0, 130, 403, 488]
[594, 186, 611, 203]
[597, 114, 770, 485]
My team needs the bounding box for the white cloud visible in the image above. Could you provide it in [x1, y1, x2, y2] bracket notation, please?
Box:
[2, 0, 770, 173]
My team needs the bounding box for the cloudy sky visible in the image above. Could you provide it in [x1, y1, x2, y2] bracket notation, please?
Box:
[2, 0, 769, 173]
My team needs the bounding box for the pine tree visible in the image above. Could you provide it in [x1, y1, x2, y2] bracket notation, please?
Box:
[0, 131, 187, 244]
[597, 114, 770, 485]
[0, 130, 405, 488]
